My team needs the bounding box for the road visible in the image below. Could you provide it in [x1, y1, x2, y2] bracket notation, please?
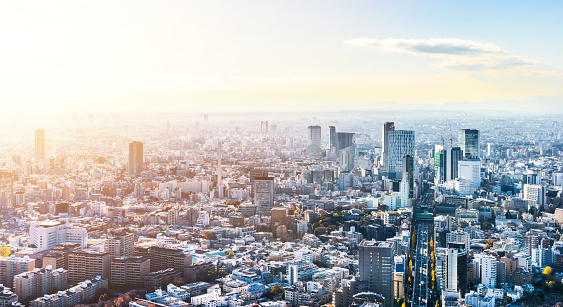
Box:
[409, 190, 434, 307]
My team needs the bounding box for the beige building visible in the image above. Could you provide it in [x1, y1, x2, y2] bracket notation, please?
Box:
[135, 245, 191, 273]
[0, 255, 36, 288]
[104, 229, 135, 259]
[68, 251, 110, 284]
[110, 256, 150, 289]
[14, 267, 68, 303]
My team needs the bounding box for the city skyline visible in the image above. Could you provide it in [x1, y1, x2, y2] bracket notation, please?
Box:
[1, 1, 563, 113]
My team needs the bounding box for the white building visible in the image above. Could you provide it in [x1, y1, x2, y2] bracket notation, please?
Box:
[458, 160, 481, 189]
[191, 285, 221, 307]
[387, 130, 415, 179]
[446, 231, 470, 251]
[400, 179, 409, 207]
[480, 256, 497, 288]
[29, 220, 87, 251]
[523, 184, 546, 208]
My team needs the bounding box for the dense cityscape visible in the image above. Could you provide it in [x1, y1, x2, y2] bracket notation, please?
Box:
[0, 111, 562, 307]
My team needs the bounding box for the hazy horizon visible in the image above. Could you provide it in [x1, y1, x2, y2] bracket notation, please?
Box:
[1, 0, 562, 114]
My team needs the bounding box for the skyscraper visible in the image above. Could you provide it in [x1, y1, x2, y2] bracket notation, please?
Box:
[254, 177, 274, 215]
[402, 155, 414, 199]
[217, 141, 223, 198]
[459, 129, 480, 159]
[35, 129, 46, 162]
[329, 126, 336, 152]
[381, 122, 395, 168]
[434, 146, 463, 184]
[335, 132, 355, 172]
[128, 141, 143, 175]
[386, 129, 415, 179]
[261, 121, 268, 133]
[358, 240, 394, 307]
[307, 125, 322, 155]
[446, 248, 468, 297]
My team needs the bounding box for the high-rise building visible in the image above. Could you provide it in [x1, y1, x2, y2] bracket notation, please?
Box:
[386, 129, 415, 179]
[446, 231, 470, 251]
[68, 251, 110, 284]
[0, 256, 36, 288]
[307, 125, 322, 155]
[459, 129, 480, 160]
[254, 177, 274, 215]
[458, 160, 481, 189]
[29, 221, 87, 252]
[381, 122, 395, 168]
[35, 129, 46, 162]
[358, 241, 394, 307]
[217, 141, 223, 199]
[104, 229, 135, 259]
[261, 121, 268, 133]
[135, 246, 192, 274]
[110, 256, 150, 290]
[480, 255, 497, 288]
[402, 155, 414, 199]
[335, 132, 356, 172]
[14, 267, 68, 303]
[523, 184, 546, 208]
[128, 141, 143, 175]
[329, 126, 336, 152]
[445, 249, 468, 296]
[434, 146, 463, 184]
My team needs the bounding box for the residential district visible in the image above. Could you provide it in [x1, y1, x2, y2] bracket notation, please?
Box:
[1, 113, 563, 307]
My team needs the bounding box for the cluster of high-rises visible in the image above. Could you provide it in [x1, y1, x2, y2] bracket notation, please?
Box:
[2, 113, 563, 307]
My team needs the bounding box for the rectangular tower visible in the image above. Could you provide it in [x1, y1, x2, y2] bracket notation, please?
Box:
[35, 129, 46, 162]
[128, 141, 144, 176]
[307, 125, 322, 155]
[387, 129, 415, 179]
[459, 129, 480, 160]
[329, 126, 336, 152]
[358, 240, 394, 307]
[381, 122, 395, 168]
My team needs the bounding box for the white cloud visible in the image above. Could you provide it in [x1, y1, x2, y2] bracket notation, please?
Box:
[345, 37, 553, 75]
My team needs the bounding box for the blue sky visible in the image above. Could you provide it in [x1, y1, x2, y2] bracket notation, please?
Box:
[0, 0, 561, 112]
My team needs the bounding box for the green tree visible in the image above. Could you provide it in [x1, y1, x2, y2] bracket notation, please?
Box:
[378, 204, 388, 212]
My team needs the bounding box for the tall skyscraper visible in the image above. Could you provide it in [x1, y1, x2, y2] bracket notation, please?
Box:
[358, 241, 394, 307]
[402, 155, 414, 199]
[386, 129, 415, 179]
[381, 122, 395, 168]
[254, 177, 274, 215]
[335, 132, 356, 172]
[435, 248, 467, 297]
[128, 141, 143, 176]
[459, 129, 480, 159]
[307, 125, 322, 155]
[329, 126, 336, 152]
[458, 160, 481, 189]
[217, 141, 223, 198]
[35, 129, 46, 162]
[261, 121, 268, 133]
[434, 146, 463, 184]
[480, 255, 497, 288]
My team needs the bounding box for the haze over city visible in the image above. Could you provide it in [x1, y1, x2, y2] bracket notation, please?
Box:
[2, 2, 563, 307]
[1, 0, 563, 113]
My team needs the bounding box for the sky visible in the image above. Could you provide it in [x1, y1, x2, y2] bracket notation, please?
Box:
[1, 0, 562, 114]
